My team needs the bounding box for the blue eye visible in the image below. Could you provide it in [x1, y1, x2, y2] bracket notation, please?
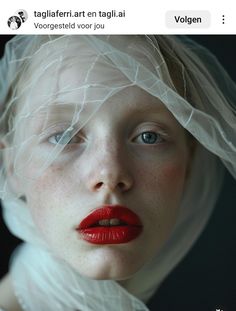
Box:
[135, 131, 164, 144]
[48, 131, 82, 145]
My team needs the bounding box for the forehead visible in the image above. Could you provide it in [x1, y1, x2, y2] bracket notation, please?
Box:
[17, 36, 173, 123]
[21, 37, 134, 112]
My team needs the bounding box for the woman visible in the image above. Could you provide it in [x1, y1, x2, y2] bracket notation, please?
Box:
[0, 35, 235, 310]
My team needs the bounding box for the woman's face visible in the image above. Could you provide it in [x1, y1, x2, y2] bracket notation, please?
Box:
[10, 39, 192, 281]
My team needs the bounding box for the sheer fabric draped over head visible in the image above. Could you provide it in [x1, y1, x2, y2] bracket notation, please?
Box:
[0, 35, 235, 310]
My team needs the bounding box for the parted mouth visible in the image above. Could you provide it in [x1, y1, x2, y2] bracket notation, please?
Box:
[76, 205, 143, 245]
[89, 218, 128, 227]
[77, 205, 142, 230]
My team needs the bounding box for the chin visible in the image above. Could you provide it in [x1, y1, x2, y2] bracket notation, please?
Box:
[79, 267, 137, 281]
[76, 261, 137, 281]
[69, 246, 144, 281]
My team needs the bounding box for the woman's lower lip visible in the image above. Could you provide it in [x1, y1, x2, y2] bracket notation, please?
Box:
[78, 226, 142, 244]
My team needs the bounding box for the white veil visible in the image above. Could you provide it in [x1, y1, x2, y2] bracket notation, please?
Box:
[0, 35, 235, 310]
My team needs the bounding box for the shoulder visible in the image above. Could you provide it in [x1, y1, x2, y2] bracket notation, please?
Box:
[0, 274, 22, 311]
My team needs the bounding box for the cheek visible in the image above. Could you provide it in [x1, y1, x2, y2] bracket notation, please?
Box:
[26, 167, 72, 237]
[135, 158, 188, 230]
[158, 162, 187, 194]
[154, 162, 187, 222]
[137, 158, 187, 199]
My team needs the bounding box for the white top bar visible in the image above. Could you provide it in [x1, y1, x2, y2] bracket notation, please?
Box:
[0, 0, 235, 34]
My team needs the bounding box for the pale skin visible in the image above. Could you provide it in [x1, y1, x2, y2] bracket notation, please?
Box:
[0, 38, 195, 309]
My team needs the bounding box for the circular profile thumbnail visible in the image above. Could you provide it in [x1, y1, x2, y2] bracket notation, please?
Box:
[7, 16, 21, 30]
[15, 9, 28, 23]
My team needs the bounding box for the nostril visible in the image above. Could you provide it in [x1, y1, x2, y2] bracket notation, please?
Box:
[95, 182, 104, 190]
[92, 178, 132, 192]
[118, 182, 126, 190]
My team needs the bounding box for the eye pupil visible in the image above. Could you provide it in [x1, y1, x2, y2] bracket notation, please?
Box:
[55, 131, 73, 144]
[142, 132, 157, 144]
[55, 134, 63, 142]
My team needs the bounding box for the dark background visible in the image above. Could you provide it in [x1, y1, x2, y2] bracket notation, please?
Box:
[0, 36, 235, 311]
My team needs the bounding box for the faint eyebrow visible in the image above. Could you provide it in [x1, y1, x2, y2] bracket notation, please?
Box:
[49, 102, 82, 112]
[125, 100, 179, 129]
[36, 103, 82, 118]
[133, 105, 167, 113]
[29, 104, 77, 130]
[125, 99, 170, 116]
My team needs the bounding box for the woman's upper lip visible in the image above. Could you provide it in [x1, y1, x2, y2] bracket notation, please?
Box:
[77, 205, 142, 230]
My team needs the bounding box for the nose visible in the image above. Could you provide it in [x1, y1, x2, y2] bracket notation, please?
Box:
[86, 144, 134, 193]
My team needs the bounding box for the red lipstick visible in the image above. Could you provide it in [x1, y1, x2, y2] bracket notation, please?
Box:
[77, 205, 143, 244]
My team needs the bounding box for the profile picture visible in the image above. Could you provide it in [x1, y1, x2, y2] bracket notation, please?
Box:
[15, 9, 28, 23]
[7, 16, 21, 30]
